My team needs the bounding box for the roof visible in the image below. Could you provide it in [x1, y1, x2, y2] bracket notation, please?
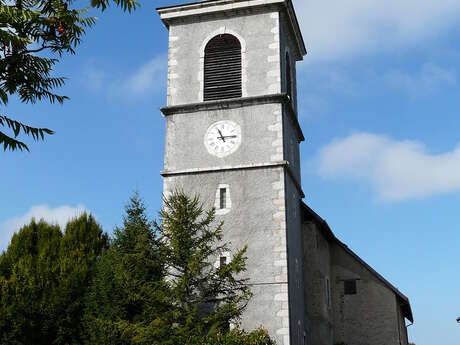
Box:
[301, 202, 414, 323]
[156, 0, 307, 59]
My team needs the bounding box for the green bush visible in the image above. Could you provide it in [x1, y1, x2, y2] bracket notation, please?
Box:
[201, 328, 276, 345]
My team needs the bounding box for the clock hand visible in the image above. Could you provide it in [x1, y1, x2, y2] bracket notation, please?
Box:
[222, 135, 237, 139]
[217, 129, 226, 142]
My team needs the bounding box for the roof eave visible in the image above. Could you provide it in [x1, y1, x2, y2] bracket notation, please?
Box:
[284, 0, 307, 58]
[156, 0, 307, 58]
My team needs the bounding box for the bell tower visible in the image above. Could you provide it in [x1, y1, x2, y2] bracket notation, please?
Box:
[157, 1, 307, 344]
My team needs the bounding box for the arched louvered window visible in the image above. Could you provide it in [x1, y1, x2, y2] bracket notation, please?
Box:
[286, 52, 292, 100]
[204, 34, 242, 101]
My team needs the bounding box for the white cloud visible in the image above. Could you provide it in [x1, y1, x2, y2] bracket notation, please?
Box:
[298, 62, 457, 116]
[317, 133, 460, 201]
[384, 63, 457, 96]
[82, 60, 106, 92]
[294, 0, 460, 61]
[0, 204, 87, 251]
[107, 55, 167, 100]
[81, 55, 167, 101]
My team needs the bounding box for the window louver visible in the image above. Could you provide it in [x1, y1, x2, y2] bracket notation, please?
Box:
[204, 34, 242, 101]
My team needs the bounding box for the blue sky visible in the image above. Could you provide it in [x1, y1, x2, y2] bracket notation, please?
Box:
[1, 0, 460, 343]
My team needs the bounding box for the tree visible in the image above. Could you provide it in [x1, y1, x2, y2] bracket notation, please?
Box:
[54, 213, 109, 343]
[0, 219, 62, 344]
[83, 192, 168, 344]
[0, 214, 108, 344]
[0, 0, 138, 152]
[1, 192, 275, 344]
[84, 191, 260, 345]
[154, 190, 251, 344]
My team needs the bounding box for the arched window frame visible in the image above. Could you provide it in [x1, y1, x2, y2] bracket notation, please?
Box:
[199, 28, 247, 102]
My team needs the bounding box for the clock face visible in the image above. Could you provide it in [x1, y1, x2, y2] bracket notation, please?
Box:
[204, 120, 242, 157]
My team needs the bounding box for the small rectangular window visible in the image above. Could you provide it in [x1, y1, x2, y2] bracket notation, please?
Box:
[220, 188, 227, 209]
[220, 256, 227, 267]
[344, 280, 357, 295]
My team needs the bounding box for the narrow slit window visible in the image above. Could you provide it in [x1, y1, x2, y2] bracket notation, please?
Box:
[220, 188, 227, 209]
[204, 34, 242, 101]
[286, 52, 292, 100]
[326, 277, 331, 308]
[220, 256, 227, 267]
[344, 279, 357, 295]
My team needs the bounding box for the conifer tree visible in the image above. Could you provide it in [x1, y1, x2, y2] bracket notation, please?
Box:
[0, 214, 107, 344]
[83, 192, 167, 345]
[56, 214, 109, 344]
[0, 193, 275, 345]
[84, 191, 258, 345]
[155, 190, 251, 344]
[0, 219, 62, 344]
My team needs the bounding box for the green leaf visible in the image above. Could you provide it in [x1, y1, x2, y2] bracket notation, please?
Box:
[0, 115, 54, 151]
[0, 130, 29, 152]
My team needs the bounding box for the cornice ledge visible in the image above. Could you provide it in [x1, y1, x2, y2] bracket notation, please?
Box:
[161, 160, 305, 198]
[161, 93, 284, 115]
[157, 0, 284, 20]
[161, 161, 288, 177]
[160, 93, 305, 142]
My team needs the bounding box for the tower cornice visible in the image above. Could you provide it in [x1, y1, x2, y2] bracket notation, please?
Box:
[160, 93, 305, 142]
[161, 160, 305, 198]
[157, 0, 307, 59]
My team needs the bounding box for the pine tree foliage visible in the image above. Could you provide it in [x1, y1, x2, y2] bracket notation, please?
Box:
[56, 214, 109, 343]
[0, 191, 276, 345]
[83, 192, 168, 345]
[0, 0, 138, 152]
[0, 214, 108, 344]
[155, 190, 251, 343]
[85, 191, 256, 344]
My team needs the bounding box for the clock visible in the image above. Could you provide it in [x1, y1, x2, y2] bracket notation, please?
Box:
[204, 120, 242, 157]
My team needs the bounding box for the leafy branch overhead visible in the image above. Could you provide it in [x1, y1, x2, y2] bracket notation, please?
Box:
[0, 0, 138, 152]
[0, 115, 53, 151]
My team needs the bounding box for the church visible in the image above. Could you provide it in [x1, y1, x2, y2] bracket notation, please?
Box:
[156, 1, 413, 344]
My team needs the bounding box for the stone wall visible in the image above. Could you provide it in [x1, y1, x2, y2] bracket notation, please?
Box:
[163, 103, 283, 174]
[302, 221, 334, 345]
[166, 7, 282, 106]
[397, 304, 409, 345]
[284, 175, 306, 345]
[301, 209, 411, 345]
[279, 10, 299, 112]
[163, 166, 292, 345]
[330, 243, 402, 345]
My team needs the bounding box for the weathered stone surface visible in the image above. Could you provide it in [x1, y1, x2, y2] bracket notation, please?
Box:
[158, 2, 411, 345]
[302, 219, 411, 345]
